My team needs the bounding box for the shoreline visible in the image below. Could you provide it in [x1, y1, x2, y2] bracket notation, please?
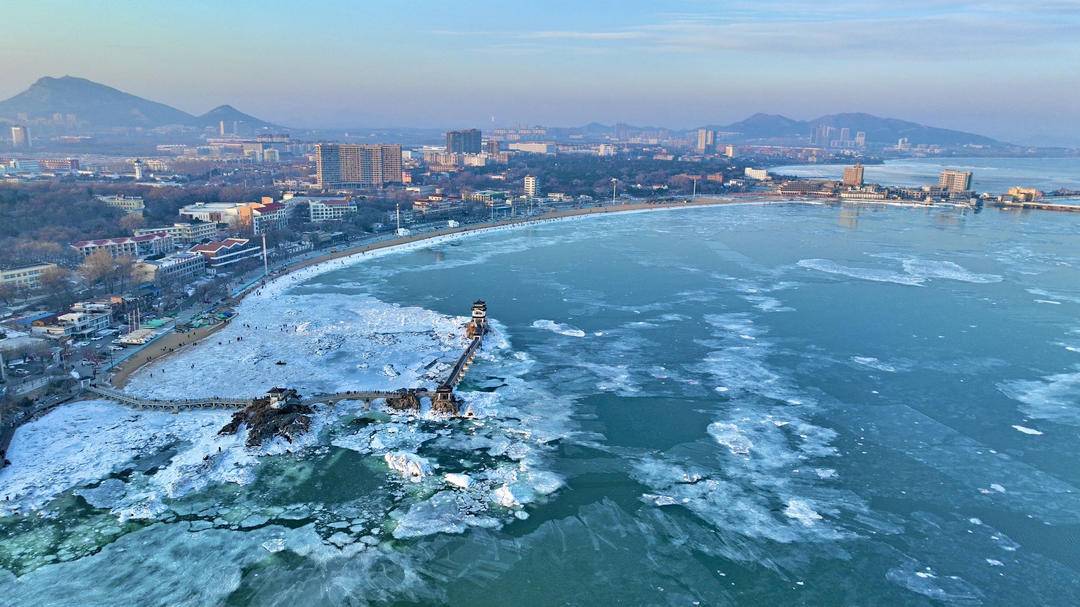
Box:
[244, 197, 752, 295]
[108, 197, 752, 391]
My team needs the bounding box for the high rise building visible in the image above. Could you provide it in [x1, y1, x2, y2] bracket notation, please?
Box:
[696, 128, 715, 151]
[485, 139, 501, 155]
[724, 145, 736, 158]
[446, 129, 482, 154]
[524, 175, 538, 199]
[839, 127, 851, 142]
[842, 163, 865, 187]
[10, 126, 30, 149]
[315, 143, 403, 188]
[939, 169, 973, 193]
[855, 131, 867, 147]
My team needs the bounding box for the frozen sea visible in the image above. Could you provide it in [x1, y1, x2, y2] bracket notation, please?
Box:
[3, 202, 1080, 605]
[774, 156, 1080, 195]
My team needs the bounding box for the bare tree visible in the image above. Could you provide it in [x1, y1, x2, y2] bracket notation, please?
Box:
[37, 266, 75, 308]
[119, 214, 147, 233]
[79, 251, 116, 292]
[0, 282, 18, 305]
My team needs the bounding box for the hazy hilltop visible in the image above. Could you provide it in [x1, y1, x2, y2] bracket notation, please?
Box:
[0, 76, 1010, 148]
[0, 75, 278, 131]
[712, 112, 1002, 146]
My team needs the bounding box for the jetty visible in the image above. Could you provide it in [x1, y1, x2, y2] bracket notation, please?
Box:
[994, 200, 1080, 213]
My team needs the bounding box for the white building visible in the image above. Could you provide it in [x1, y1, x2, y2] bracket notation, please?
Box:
[134, 252, 206, 285]
[71, 232, 174, 258]
[31, 303, 112, 339]
[1, 263, 57, 291]
[252, 202, 289, 234]
[508, 142, 554, 154]
[307, 198, 358, 222]
[744, 167, 770, 181]
[190, 238, 262, 269]
[524, 175, 538, 199]
[135, 221, 220, 245]
[178, 202, 262, 231]
[96, 194, 145, 216]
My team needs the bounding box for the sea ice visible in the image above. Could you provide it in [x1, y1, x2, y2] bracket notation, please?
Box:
[531, 319, 587, 337]
[384, 451, 432, 482]
[797, 258, 925, 286]
[783, 499, 823, 526]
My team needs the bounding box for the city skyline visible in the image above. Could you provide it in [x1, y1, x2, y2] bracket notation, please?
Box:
[2, 1, 1079, 145]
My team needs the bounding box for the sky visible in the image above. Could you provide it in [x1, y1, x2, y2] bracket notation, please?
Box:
[2, 0, 1080, 144]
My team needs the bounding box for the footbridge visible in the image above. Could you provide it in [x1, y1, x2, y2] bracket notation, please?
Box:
[300, 390, 429, 406]
[87, 385, 253, 412]
[442, 336, 482, 390]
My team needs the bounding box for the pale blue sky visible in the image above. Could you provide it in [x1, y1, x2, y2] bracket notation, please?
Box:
[3, 0, 1079, 143]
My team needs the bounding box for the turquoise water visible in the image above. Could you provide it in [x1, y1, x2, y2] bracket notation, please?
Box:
[774, 157, 1080, 194]
[3, 202, 1080, 605]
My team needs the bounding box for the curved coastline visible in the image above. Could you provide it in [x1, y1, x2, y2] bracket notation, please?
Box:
[108, 196, 783, 387]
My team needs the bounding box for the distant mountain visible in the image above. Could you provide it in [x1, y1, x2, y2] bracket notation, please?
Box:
[0, 76, 279, 131]
[807, 112, 999, 146]
[710, 112, 1002, 147]
[197, 104, 276, 130]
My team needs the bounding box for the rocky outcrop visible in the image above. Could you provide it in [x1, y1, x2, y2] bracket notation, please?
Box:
[385, 392, 421, 413]
[219, 392, 314, 447]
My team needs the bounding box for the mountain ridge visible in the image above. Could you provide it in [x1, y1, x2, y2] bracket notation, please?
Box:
[0, 76, 279, 131]
[709, 111, 1002, 146]
[0, 76, 1007, 146]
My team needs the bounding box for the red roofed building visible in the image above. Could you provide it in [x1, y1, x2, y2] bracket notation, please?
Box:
[71, 231, 174, 258]
[190, 238, 262, 269]
[252, 202, 289, 235]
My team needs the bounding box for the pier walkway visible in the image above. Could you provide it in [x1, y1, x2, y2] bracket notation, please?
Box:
[441, 336, 482, 390]
[87, 386, 253, 412]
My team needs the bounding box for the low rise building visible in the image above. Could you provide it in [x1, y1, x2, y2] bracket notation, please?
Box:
[839, 189, 888, 201]
[777, 180, 836, 197]
[1004, 187, 1043, 202]
[71, 232, 174, 258]
[190, 238, 262, 269]
[1, 263, 57, 291]
[464, 190, 511, 205]
[508, 142, 554, 154]
[252, 202, 289, 234]
[134, 252, 207, 285]
[744, 167, 770, 181]
[179, 201, 262, 231]
[308, 198, 357, 222]
[135, 220, 220, 245]
[96, 194, 145, 216]
[412, 195, 462, 216]
[31, 303, 112, 339]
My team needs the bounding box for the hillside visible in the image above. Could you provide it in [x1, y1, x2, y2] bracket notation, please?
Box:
[709, 112, 1003, 146]
[0, 76, 278, 131]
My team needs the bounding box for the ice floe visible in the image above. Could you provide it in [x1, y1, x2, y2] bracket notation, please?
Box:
[797, 258, 925, 286]
[531, 319, 587, 337]
[998, 367, 1080, 425]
